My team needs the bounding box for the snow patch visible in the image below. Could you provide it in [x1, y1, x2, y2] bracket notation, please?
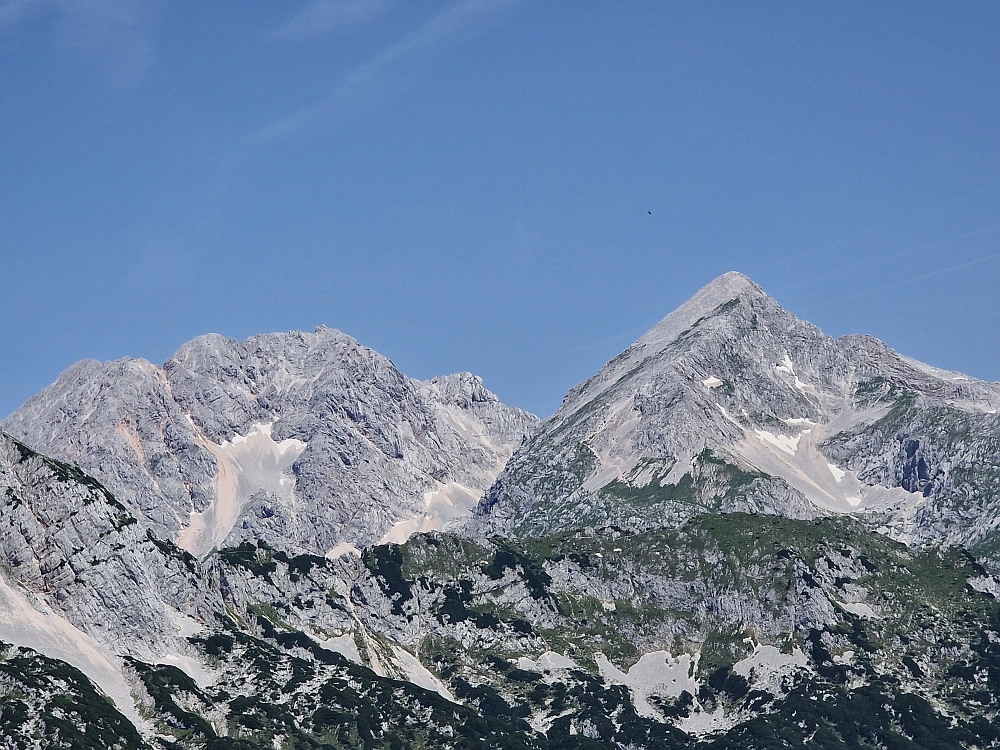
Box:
[716, 404, 744, 429]
[541, 651, 578, 671]
[157, 653, 217, 688]
[834, 650, 856, 665]
[316, 633, 362, 664]
[0, 575, 145, 730]
[732, 645, 808, 690]
[170, 611, 204, 638]
[733, 409, 925, 518]
[679, 706, 727, 735]
[968, 576, 1000, 598]
[702, 376, 723, 389]
[326, 542, 362, 558]
[755, 429, 800, 455]
[390, 646, 456, 702]
[517, 651, 579, 673]
[775, 353, 812, 392]
[378, 481, 482, 544]
[177, 422, 306, 558]
[836, 600, 880, 619]
[775, 354, 795, 375]
[595, 651, 697, 718]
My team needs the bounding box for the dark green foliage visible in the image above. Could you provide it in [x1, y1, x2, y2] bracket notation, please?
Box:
[217, 541, 279, 580]
[601, 473, 698, 507]
[453, 677, 530, 722]
[146, 530, 199, 573]
[706, 666, 749, 700]
[272, 550, 328, 582]
[9, 496, 1000, 750]
[194, 633, 234, 656]
[706, 677, 1000, 750]
[597, 448, 771, 521]
[483, 543, 553, 601]
[364, 544, 413, 615]
[0, 642, 148, 750]
[437, 581, 502, 628]
[129, 661, 215, 740]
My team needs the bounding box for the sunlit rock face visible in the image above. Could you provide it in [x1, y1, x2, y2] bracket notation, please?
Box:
[475, 272, 1000, 569]
[3, 327, 538, 557]
[4, 275, 1000, 749]
[0, 431, 218, 727]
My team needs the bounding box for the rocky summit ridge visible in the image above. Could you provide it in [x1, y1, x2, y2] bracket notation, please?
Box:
[2, 272, 1000, 749]
[2, 326, 538, 558]
[477, 271, 1000, 569]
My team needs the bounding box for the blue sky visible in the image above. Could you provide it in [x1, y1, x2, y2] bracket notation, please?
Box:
[2, 1, 999, 418]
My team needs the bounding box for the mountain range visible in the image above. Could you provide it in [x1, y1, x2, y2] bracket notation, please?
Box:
[1, 272, 998, 749]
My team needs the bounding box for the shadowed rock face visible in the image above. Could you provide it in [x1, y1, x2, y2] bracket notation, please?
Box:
[2, 327, 538, 557]
[475, 272, 1000, 568]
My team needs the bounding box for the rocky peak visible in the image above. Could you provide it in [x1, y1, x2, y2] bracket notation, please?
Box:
[636, 271, 771, 346]
[423, 372, 498, 408]
[2, 329, 538, 557]
[476, 274, 1000, 567]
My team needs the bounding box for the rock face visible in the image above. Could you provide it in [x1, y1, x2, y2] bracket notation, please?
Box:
[2, 327, 538, 558]
[475, 272, 1000, 568]
[0, 431, 218, 729]
[3, 277, 1000, 749]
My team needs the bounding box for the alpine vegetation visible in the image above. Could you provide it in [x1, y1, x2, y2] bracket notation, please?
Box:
[2, 272, 999, 749]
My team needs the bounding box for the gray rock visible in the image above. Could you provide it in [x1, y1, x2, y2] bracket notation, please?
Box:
[3, 327, 538, 558]
[474, 272, 1000, 567]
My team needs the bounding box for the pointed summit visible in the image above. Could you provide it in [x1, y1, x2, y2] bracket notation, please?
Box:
[635, 271, 774, 352]
[559, 272, 782, 415]
[478, 266, 1000, 566]
[692, 270, 765, 304]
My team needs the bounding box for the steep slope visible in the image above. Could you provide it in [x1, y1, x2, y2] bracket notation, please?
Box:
[5, 277, 1000, 748]
[475, 272, 1000, 567]
[2, 379, 1000, 747]
[2, 327, 537, 557]
[109, 518, 1000, 749]
[0, 642, 147, 750]
[0, 430, 546, 749]
[0, 431, 217, 729]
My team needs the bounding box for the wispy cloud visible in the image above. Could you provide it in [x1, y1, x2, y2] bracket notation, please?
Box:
[59, 0, 159, 87]
[0, 0, 160, 87]
[854, 253, 1000, 298]
[246, 0, 518, 148]
[270, 0, 396, 41]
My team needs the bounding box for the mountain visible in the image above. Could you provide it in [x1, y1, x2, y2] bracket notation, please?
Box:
[3, 441, 999, 748]
[2, 275, 1000, 749]
[2, 327, 538, 558]
[476, 272, 1000, 569]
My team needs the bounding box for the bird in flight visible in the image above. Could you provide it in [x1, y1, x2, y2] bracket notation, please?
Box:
[648, 211, 652, 215]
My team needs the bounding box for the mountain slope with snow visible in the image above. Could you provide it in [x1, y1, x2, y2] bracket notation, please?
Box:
[2, 328, 538, 558]
[475, 272, 1000, 568]
[4, 275, 1000, 748]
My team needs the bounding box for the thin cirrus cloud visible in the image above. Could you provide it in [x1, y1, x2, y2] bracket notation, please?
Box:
[270, 0, 397, 41]
[0, 0, 159, 88]
[248, 0, 519, 148]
